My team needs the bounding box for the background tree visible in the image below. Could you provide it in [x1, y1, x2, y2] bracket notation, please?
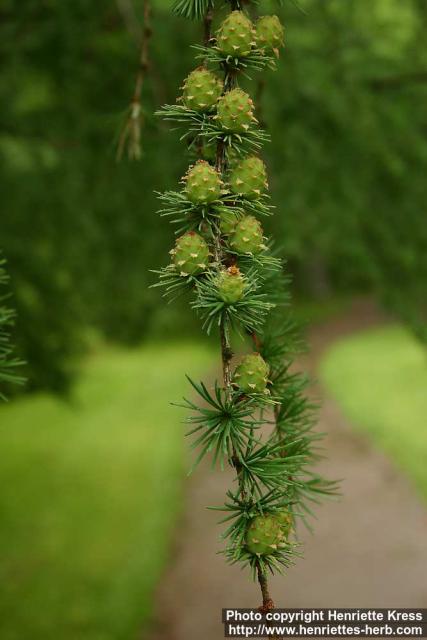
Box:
[0, 257, 24, 399]
[1, 0, 425, 393]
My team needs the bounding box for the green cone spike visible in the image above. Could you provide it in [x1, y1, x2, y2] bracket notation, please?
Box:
[185, 160, 222, 204]
[233, 353, 269, 393]
[216, 11, 255, 58]
[171, 231, 209, 276]
[216, 89, 256, 133]
[230, 215, 264, 254]
[217, 266, 245, 303]
[246, 515, 284, 556]
[256, 15, 285, 55]
[229, 156, 268, 200]
[182, 67, 222, 112]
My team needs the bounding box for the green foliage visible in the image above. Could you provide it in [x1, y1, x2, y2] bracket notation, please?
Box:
[179, 377, 263, 469]
[173, 0, 211, 20]
[3, 0, 425, 395]
[264, 0, 427, 339]
[195, 42, 277, 73]
[192, 268, 274, 334]
[156, 1, 337, 592]
[214, 489, 301, 577]
[0, 1, 199, 391]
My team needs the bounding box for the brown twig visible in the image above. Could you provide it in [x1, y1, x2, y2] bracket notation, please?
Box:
[255, 78, 266, 129]
[257, 561, 275, 612]
[117, 0, 152, 161]
[203, 4, 214, 48]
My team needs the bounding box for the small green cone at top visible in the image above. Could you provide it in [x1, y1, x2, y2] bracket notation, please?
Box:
[217, 265, 245, 303]
[256, 15, 285, 57]
[216, 11, 255, 58]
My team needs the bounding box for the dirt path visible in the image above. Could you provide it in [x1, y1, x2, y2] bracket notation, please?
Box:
[148, 300, 427, 640]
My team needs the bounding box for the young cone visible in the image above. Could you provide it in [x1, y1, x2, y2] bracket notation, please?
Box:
[233, 352, 269, 393]
[184, 160, 222, 204]
[230, 215, 265, 254]
[216, 88, 256, 133]
[246, 515, 284, 556]
[217, 265, 245, 303]
[256, 15, 285, 57]
[171, 231, 209, 276]
[216, 11, 255, 58]
[182, 67, 222, 112]
[229, 156, 268, 200]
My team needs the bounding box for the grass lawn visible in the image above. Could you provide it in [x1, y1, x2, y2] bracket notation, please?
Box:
[0, 341, 213, 640]
[320, 325, 427, 499]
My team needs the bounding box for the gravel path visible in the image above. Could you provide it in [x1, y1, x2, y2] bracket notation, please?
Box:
[148, 300, 427, 640]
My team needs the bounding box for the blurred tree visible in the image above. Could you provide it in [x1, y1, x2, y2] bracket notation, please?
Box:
[264, 0, 427, 339]
[0, 0, 196, 390]
[1, 0, 426, 393]
[0, 257, 24, 399]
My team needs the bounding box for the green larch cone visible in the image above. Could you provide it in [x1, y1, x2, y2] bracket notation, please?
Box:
[216, 88, 256, 133]
[217, 265, 245, 303]
[230, 215, 265, 254]
[171, 231, 209, 276]
[218, 208, 238, 235]
[275, 510, 293, 537]
[184, 160, 222, 204]
[233, 352, 269, 393]
[216, 11, 255, 58]
[229, 156, 268, 200]
[256, 15, 285, 56]
[246, 515, 284, 556]
[182, 67, 222, 112]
